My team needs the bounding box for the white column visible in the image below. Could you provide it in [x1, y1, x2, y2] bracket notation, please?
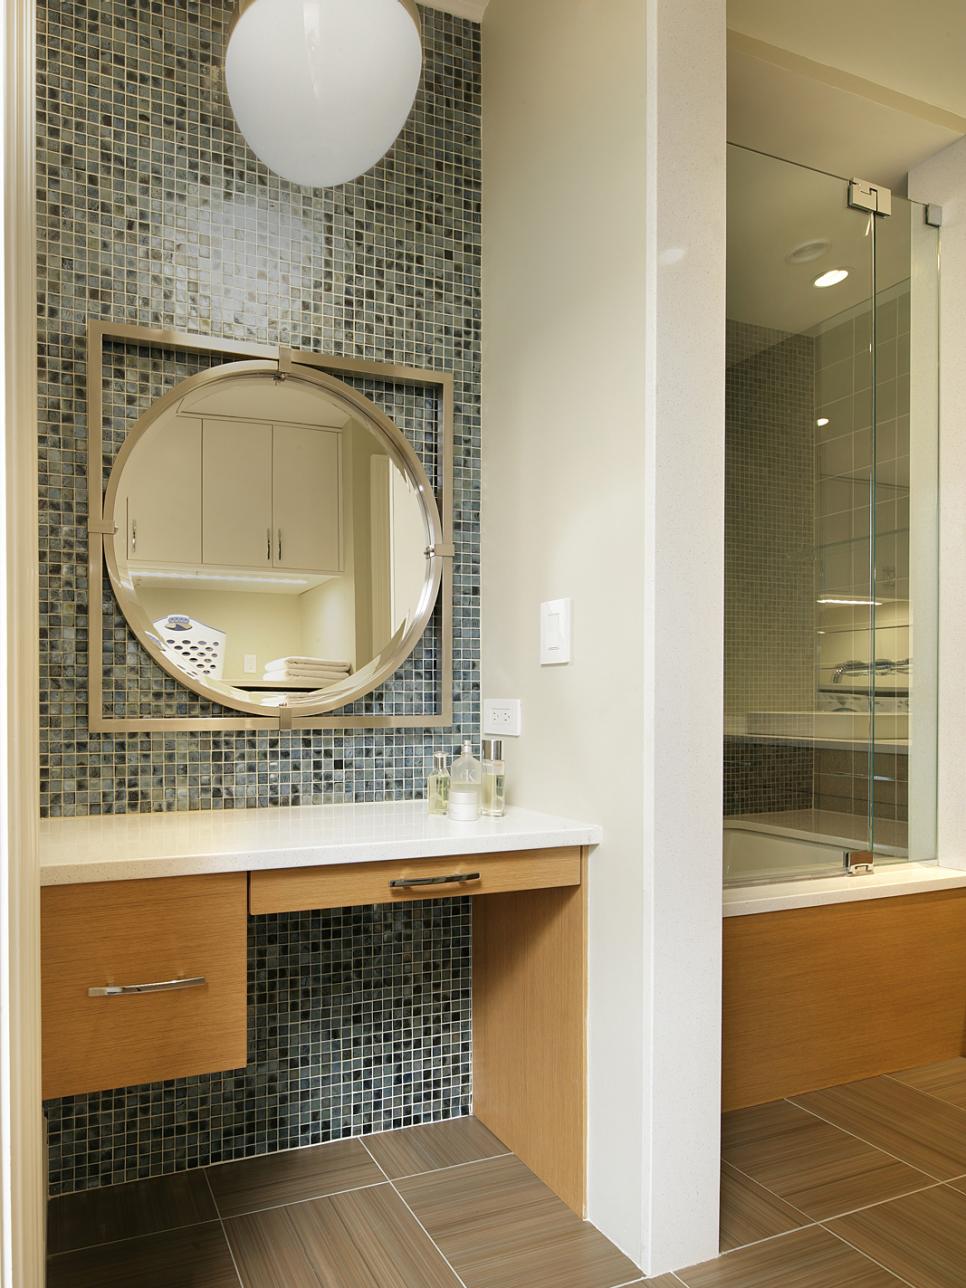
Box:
[641, 0, 726, 1271]
[482, 0, 726, 1273]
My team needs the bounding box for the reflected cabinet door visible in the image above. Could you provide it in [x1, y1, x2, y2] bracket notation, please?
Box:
[272, 424, 342, 573]
[202, 419, 273, 567]
[121, 417, 202, 565]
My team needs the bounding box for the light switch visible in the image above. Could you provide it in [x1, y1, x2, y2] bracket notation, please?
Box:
[540, 598, 572, 665]
[243, 654, 257, 674]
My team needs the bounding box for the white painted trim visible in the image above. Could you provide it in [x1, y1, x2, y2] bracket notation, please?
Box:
[420, 0, 488, 22]
[641, 0, 726, 1273]
[1, 0, 43, 1284]
[909, 137, 966, 872]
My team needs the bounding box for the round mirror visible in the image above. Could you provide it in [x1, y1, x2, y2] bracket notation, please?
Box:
[104, 361, 443, 716]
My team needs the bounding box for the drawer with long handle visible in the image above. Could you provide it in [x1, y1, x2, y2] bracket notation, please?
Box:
[42, 873, 247, 1099]
[248, 847, 582, 915]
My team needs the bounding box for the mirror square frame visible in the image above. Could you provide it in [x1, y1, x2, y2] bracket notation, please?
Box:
[86, 321, 454, 732]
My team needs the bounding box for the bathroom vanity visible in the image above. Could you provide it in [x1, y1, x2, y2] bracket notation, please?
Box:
[40, 802, 600, 1215]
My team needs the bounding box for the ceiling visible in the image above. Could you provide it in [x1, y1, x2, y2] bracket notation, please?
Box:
[728, 0, 966, 121]
[726, 143, 913, 336]
[727, 0, 962, 333]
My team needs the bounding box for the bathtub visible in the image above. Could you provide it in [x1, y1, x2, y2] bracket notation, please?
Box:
[724, 810, 907, 887]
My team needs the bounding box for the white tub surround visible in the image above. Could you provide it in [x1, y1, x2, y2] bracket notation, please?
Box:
[724, 861, 966, 917]
[38, 802, 602, 886]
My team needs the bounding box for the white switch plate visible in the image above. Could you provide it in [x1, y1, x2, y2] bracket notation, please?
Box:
[540, 597, 572, 665]
[483, 698, 522, 737]
[243, 654, 257, 674]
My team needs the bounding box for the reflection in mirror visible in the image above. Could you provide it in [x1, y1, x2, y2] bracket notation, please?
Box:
[108, 369, 435, 713]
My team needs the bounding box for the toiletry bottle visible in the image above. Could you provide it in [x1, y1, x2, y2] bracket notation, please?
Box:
[447, 739, 482, 821]
[427, 751, 450, 816]
[481, 737, 506, 817]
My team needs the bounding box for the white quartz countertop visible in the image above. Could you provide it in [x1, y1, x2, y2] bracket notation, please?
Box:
[39, 801, 603, 886]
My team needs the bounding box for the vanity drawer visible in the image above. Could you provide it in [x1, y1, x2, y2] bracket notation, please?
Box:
[42, 873, 247, 1100]
[249, 846, 582, 914]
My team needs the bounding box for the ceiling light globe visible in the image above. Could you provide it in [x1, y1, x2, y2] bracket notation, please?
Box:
[226, 0, 422, 188]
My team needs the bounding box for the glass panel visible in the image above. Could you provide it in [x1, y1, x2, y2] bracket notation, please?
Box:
[871, 196, 939, 862]
[725, 145, 877, 885]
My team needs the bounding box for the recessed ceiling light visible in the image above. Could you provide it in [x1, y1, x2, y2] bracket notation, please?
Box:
[786, 239, 830, 265]
[816, 417, 830, 428]
[814, 268, 850, 288]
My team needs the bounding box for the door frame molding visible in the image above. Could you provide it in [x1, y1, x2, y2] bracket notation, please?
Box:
[1, 0, 44, 1282]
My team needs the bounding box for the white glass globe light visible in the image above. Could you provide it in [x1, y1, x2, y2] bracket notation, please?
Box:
[225, 0, 423, 188]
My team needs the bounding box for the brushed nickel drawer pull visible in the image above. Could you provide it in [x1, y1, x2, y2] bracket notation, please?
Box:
[389, 872, 481, 889]
[87, 976, 206, 998]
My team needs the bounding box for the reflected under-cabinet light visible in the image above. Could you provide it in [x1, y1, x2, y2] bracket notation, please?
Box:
[817, 596, 882, 606]
[134, 570, 311, 587]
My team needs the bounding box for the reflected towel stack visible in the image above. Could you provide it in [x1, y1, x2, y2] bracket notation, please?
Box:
[263, 656, 352, 686]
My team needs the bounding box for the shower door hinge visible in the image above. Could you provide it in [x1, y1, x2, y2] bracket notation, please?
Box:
[844, 849, 875, 876]
[849, 178, 892, 217]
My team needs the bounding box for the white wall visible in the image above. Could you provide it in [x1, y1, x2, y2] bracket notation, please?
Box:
[909, 137, 966, 869]
[482, 0, 724, 1273]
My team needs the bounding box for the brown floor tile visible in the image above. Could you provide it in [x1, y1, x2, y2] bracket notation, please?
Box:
[47, 1170, 217, 1254]
[205, 1138, 382, 1217]
[890, 1058, 966, 1110]
[676, 1226, 904, 1287]
[397, 1153, 640, 1288]
[46, 1221, 239, 1288]
[793, 1075, 966, 1179]
[722, 1099, 930, 1220]
[828, 1182, 966, 1287]
[226, 1183, 461, 1287]
[719, 1161, 810, 1252]
[641, 1278, 680, 1286]
[365, 1116, 508, 1179]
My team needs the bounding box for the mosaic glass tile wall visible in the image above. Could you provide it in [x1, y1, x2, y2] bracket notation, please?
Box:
[38, 0, 480, 1192]
[37, 0, 481, 815]
[724, 319, 816, 815]
[46, 899, 472, 1194]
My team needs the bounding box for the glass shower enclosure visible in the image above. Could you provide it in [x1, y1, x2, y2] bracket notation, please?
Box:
[724, 145, 939, 884]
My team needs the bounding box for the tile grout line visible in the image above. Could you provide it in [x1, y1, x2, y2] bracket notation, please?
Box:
[206, 1178, 389, 1222]
[203, 1169, 245, 1288]
[721, 1157, 814, 1223]
[821, 1223, 918, 1288]
[720, 1155, 949, 1250]
[389, 1149, 513, 1183]
[360, 1138, 471, 1288]
[881, 1069, 966, 1117]
[784, 1095, 945, 1180]
[45, 1216, 225, 1262]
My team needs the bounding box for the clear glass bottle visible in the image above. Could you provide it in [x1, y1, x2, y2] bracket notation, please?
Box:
[481, 737, 506, 817]
[427, 751, 450, 816]
[447, 738, 482, 821]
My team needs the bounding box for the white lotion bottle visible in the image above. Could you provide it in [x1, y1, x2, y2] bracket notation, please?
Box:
[447, 739, 482, 821]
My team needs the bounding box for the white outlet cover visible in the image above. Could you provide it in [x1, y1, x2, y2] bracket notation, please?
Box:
[482, 698, 522, 737]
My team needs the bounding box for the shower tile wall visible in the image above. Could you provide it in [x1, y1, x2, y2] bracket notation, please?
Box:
[38, 1, 480, 1192]
[812, 287, 910, 824]
[724, 319, 816, 816]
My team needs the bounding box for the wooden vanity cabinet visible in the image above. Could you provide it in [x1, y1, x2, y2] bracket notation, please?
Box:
[41, 873, 247, 1100]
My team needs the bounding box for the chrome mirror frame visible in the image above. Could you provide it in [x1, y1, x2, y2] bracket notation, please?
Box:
[87, 322, 454, 732]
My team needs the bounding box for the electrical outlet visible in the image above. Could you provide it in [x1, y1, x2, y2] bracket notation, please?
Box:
[483, 698, 522, 737]
[243, 654, 257, 674]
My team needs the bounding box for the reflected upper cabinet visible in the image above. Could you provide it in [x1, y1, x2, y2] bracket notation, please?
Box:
[98, 346, 449, 724]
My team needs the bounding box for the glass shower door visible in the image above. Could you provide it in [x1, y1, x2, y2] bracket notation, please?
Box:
[723, 144, 938, 886]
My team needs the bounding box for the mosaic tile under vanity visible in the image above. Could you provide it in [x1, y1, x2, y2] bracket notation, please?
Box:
[45, 899, 473, 1194]
[38, 0, 480, 1193]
